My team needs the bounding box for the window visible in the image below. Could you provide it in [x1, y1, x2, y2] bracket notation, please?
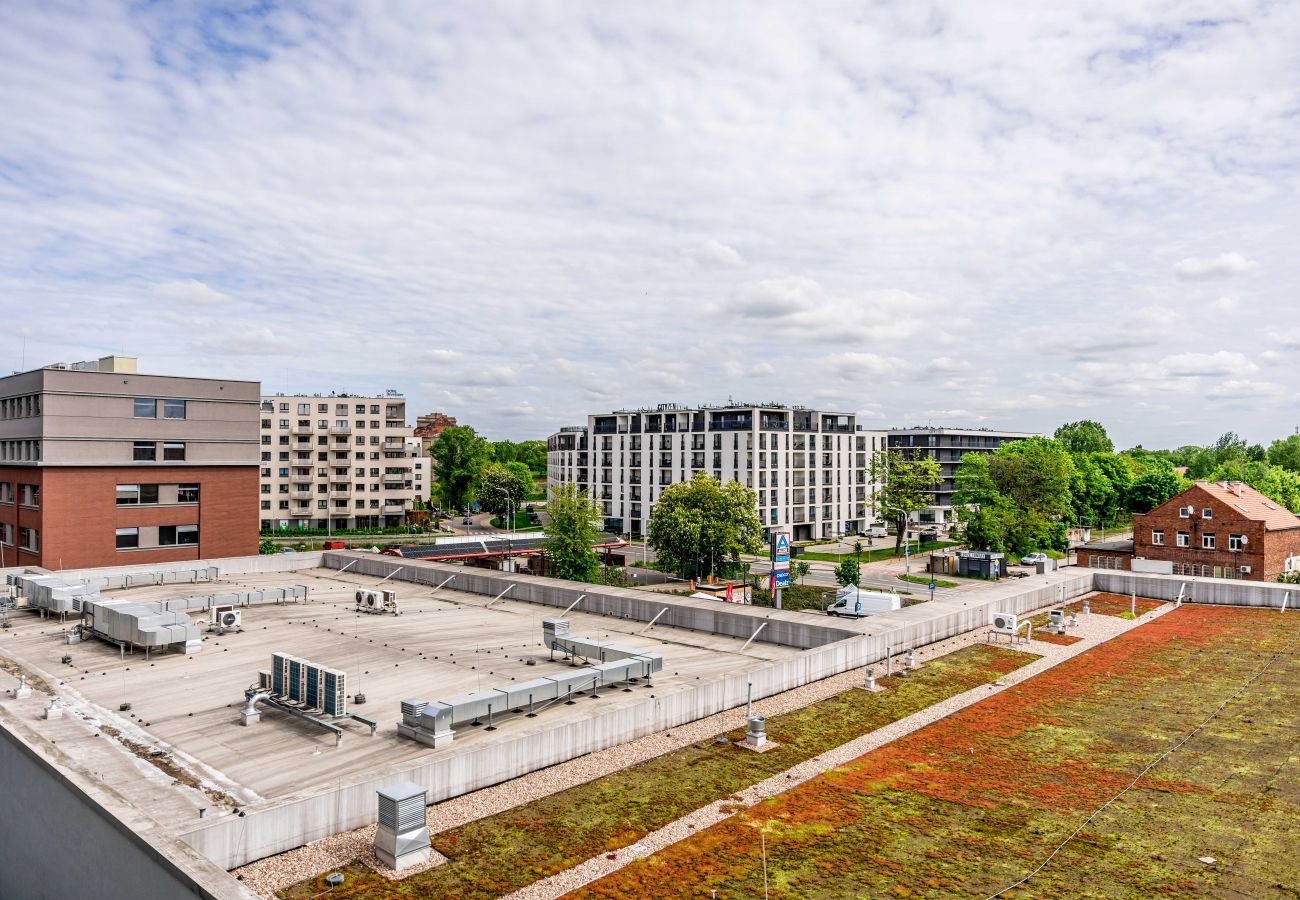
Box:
[19, 527, 38, 552]
[279, 419, 289, 428]
[177, 484, 199, 503]
[1203, 533, 1216, 549]
[1179, 506, 1190, 518]
[162, 442, 186, 461]
[133, 441, 156, 461]
[260, 484, 270, 494]
[1177, 531, 1190, 547]
[1202, 507, 1213, 519]
[0, 483, 10, 503]
[261, 419, 271, 429]
[133, 398, 156, 418]
[1229, 533, 1245, 552]
[163, 399, 186, 419]
[18, 484, 39, 507]
[0, 522, 11, 545]
[159, 524, 198, 546]
[260, 500, 271, 510]
[298, 403, 310, 415]
[115, 484, 158, 505]
[278, 468, 289, 477]
[115, 527, 139, 550]
[1151, 530, 1164, 546]
[261, 435, 271, 445]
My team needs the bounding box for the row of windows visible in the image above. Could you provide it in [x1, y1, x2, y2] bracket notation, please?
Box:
[133, 398, 187, 419]
[133, 441, 186, 461]
[115, 484, 200, 505]
[0, 523, 39, 552]
[115, 525, 198, 550]
[262, 434, 406, 446]
[0, 440, 41, 462]
[263, 402, 398, 416]
[261, 467, 413, 478]
[0, 483, 39, 506]
[1179, 506, 1215, 520]
[262, 451, 405, 463]
[1150, 530, 1245, 550]
[261, 499, 400, 510]
[0, 394, 40, 419]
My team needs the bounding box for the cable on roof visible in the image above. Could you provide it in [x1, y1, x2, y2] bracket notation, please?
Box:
[985, 625, 1300, 899]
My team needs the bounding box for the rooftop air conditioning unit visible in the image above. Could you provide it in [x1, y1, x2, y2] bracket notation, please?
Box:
[1239, 565, 1252, 575]
[990, 611, 1018, 634]
[210, 606, 242, 632]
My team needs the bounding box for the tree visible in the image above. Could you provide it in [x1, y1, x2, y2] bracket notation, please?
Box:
[646, 473, 764, 579]
[793, 560, 812, 584]
[869, 450, 942, 555]
[542, 482, 602, 582]
[428, 425, 491, 512]
[477, 462, 530, 518]
[1054, 420, 1114, 454]
[1126, 464, 1182, 512]
[1268, 435, 1300, 473]
[951, 438, 1075, 555]
[514, 440, 548, 479]
[833, 557, 860, 588]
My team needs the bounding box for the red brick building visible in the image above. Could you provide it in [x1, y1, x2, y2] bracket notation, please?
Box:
[1130, 481, 1300, 581]
[0, 356, 260, 569]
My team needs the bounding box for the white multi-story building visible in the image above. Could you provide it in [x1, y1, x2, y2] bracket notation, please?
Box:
[258, 391, 425, 531]
[548, 403, 884, 542]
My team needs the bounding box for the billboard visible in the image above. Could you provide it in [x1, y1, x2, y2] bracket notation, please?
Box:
[772, 569, 791, 588]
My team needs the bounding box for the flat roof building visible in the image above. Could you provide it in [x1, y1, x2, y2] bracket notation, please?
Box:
[885, 426, 1039, 525]
[258, 391, 424, 531]
[549, 403, 884, 542]
[0, 355, 259, 568]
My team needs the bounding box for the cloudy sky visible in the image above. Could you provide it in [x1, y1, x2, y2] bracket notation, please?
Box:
[3, 2, 1298, 446]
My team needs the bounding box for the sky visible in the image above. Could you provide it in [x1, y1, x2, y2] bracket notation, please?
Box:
[2, 1, 1298, 447]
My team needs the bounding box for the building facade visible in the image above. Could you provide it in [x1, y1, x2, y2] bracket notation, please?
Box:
[0, 356, 259, 569]
[413, 411, 457, 455]
[1128, 481, 1300, 581]
[885, 427, 1039, 524]
[548, 404, 884, 542]
[258, 392, 423, 531]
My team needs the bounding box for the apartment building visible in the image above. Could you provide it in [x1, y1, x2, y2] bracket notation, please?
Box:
[886, 427, 1039, 525]
[258, 391, 424, 530]
[548, 403, 884, 542]
[0, 356, 259, 568]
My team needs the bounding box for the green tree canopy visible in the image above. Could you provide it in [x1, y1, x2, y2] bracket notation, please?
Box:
[491, 439, 548, 479]
[1268, 435, 1300, 473]
[869, 449, 943, 554]
[646, 473, 764, 579]
[1125, 463, 1182, 513]
[987, 437, 1076, 520]
[477, 461, 531, 517]
[542, 482, 603, 582]
[1054, 420, 1114, 454]
[429, 425, 490, 512]
[833, 557, 861, 587]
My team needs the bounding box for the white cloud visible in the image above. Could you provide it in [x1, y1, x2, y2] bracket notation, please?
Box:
[1173, 252, 1259, 281]
[1212, 295, 1240, 311]
[692, 239, 744, 268]
[152, 279, 233, 306]
[1159, 351, 1257, 378]
[2, 3, 1299, 443]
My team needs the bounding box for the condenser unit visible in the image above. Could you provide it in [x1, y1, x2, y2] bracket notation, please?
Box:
[209, 606, 242, 633]
[1239, 565, 1252, 575]
[990, 611, 1018, 634]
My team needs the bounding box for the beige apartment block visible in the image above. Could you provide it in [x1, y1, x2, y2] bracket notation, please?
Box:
[258, 391, 425, 531]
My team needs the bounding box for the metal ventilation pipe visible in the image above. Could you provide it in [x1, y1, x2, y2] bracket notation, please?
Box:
[240, 690, 271, 726]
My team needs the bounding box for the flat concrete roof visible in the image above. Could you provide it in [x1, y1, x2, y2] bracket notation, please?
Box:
[0, 567, 803, 827]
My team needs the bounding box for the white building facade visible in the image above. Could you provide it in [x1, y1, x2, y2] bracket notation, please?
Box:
[258, 391, 424, 531]
[548, 403, 884, 542]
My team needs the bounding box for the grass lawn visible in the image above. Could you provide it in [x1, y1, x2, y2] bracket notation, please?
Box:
[798, 540, 957, 564]
[489, 509, 534, 530]
[579, 605, 1300, 899]
[278, 644, 1033, 900]
[897, 574, 958, 588]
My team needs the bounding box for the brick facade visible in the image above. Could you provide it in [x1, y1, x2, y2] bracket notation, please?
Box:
[0, 465, 257, 569]
[1133, 483, 1300, 581]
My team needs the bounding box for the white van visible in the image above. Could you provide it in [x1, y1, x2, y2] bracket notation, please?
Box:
[826, 586, 902, 617]
[864, 524, 888, 538]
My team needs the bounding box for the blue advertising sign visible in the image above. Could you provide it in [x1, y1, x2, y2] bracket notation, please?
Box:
[772, 569, 791, 588]
[772, 532, 791, 568]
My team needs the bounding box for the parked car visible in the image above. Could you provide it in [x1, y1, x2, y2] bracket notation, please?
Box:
[1020, 551, 1049, 565]
[864, 524, 888, 538]
[462, 516, 472, 525]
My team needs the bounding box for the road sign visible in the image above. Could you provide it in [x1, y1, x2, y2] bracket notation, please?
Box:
[928, 581, 936, 591]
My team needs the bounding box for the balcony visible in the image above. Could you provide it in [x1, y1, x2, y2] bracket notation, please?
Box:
[382, 473, 407, 485]
[382, 440, 406, 451]
[329, 490, 351, 499]
[382, 503, 406, 515]
[290, 475, 314, 485]
[290, 425, 313, 436]
[330, 425, 352, 435]
[290, 508, 312, 517]
[290, 489, 313, 500]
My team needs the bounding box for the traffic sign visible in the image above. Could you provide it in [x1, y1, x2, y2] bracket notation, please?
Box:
[928, 581, 936, 591]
